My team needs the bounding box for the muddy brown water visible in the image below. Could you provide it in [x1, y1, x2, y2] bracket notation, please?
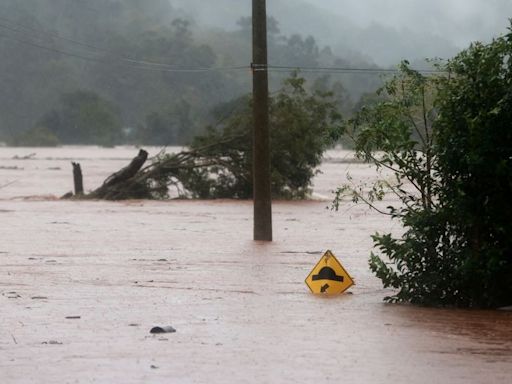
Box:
[1, 146, 511, 383]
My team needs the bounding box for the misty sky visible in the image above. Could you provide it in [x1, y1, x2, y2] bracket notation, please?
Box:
[302, 0, 512, 47]
[175, 0, 512, 65]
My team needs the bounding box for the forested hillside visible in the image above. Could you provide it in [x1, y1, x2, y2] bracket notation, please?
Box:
[0, 0, 385, 145]
[173, 0, 460, 66]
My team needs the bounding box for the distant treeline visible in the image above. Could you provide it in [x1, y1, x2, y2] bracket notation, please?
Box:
[0, 0, 384, 146]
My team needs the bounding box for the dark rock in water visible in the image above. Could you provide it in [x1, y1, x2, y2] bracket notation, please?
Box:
[150, 325, 176, 334]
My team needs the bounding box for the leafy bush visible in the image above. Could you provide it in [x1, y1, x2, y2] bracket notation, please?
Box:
[38, 91, 123, 147]
[433, 28, 512, 307]
[9, 126, 60, 147]
[335, 26, 512, 308]
[335, 62, 442, 305]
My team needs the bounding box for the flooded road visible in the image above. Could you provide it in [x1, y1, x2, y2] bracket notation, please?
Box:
[1, 147, 511, 383]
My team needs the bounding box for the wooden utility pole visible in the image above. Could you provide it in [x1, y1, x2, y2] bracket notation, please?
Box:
[252, 0, 272, 241]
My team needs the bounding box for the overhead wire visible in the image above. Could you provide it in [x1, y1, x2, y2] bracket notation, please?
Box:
[0, 30, 249, 73]
[0, 17, 249, 73]
[252, 64, 447, 75]
[0, 14, 446, 76]
[0, 15, 104, 54]
[0, 31, 108, 64]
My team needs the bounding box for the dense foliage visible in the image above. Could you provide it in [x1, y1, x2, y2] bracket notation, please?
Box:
[161, 75, 342, 199]
[35, 91, 123, 147]
[336, 26, 512, 308]
[433, 29, 512, 307]
[0, 0, 381, 145]
[335, 62, 440, 304]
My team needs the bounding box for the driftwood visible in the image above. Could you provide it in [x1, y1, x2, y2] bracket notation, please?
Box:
[72, 162, 84, 195]
[88, 149, 149, 200]
[103, 149, 148, 186]
[66, 136, 245, 200]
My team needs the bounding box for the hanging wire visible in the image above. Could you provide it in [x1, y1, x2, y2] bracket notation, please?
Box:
[0, 17, 250, 73]
[251, 63, 446, 75]
[0, 13, 446, 76]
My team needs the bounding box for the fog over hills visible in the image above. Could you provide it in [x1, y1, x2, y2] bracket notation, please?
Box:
[172, 0, 512, 66]
[1, 0, 511, 143]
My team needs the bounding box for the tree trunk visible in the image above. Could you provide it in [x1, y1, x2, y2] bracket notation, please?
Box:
[88, 149, 149, 200]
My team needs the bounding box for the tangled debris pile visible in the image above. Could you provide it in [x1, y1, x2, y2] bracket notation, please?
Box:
[67, 139, 245, 200]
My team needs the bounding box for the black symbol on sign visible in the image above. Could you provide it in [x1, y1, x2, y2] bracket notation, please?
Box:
[320, 284, 330, 293]
[312, 267, 344, 282]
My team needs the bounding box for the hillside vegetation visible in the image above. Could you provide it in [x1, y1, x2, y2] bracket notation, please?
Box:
[0, 0, 382, 146]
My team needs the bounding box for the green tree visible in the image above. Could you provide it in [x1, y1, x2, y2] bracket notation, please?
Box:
[172, 75, 343, 198]
[136, 100, 195, 145]
[433, 28, 512, 307]
[334, 62, 441, 303]
[336, 27, 512, 308]
[8, 126, 60, 147]
[38, 90, 122, 146]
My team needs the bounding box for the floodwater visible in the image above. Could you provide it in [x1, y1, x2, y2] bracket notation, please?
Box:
[1, 146, 511, 383]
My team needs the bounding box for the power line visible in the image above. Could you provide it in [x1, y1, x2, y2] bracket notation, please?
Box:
[0, 14, 446, 76]
[252, 64, 447, 75]
[0, 32, 107, 64]
[0, 31, 249, 74]
[0, 18, 249, 73]
[0, 16, 103, 54]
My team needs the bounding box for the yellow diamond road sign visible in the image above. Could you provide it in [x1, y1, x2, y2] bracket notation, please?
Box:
[305, 250, 354, 295]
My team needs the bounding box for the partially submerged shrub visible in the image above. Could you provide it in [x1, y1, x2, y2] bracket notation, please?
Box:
[163, 75, 343, 199]
[335, 26, 512, 308]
